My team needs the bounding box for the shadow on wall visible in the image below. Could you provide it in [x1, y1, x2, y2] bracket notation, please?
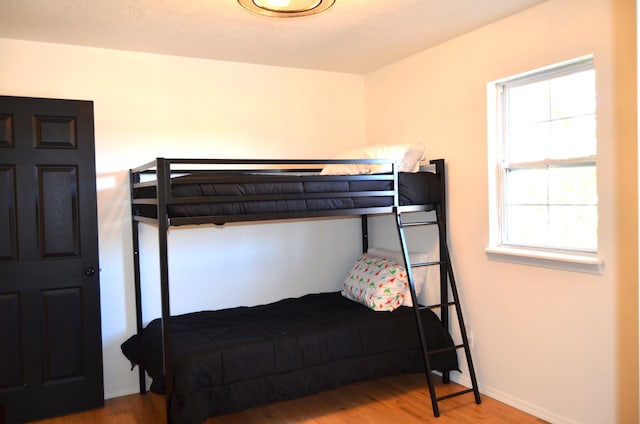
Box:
[94, 169, 139, 397]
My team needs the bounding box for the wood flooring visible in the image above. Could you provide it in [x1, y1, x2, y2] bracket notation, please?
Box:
[31, 374, 548, 423]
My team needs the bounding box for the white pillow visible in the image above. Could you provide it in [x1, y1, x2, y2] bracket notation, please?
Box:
[341, 253, 409, 312]
[367, 247, 432, 307]
[321, 143, 425, 175]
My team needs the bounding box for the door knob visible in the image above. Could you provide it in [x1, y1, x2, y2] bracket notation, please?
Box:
[85, 267, 96, 277]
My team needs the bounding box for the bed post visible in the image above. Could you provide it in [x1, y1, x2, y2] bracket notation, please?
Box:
[156, 158, 174, 420]
[361, 215, 369, 253]
[432, 159, 450, 384]
[130, 170, 146, 394]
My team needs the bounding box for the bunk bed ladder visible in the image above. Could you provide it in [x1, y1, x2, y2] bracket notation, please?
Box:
[394, 205, 481, 417]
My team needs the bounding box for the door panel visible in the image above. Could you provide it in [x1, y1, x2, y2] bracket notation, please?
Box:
[0, 165, 17, 261]
[0, 293, 22, 390]
[34, 115, 76, 149]
[0, 96, 103, 423]
[42, 287, 83, 382]
[37, 165, 80, 258]
[0, 114, 13, 147]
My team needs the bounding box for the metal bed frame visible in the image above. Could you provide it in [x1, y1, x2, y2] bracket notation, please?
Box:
[128, 157, 480, 422]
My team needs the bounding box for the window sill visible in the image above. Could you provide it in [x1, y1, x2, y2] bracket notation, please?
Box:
[485, 246, 604, 274]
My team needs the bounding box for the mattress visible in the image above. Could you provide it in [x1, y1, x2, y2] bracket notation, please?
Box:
[132, 171, 441, 221]
[121, 292, 458, 424]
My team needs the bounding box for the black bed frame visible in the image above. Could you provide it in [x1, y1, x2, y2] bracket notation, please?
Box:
[129, 157, 481, 421]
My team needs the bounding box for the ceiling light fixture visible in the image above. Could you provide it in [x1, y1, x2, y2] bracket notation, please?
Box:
[238, 0, 336, 18]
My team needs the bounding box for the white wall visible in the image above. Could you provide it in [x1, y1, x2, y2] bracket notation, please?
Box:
[1, 0, 638, 422]
[365, 0, 638, 423]
[0, 38, 367, 398]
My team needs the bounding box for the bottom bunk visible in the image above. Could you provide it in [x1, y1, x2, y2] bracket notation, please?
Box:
[121, 291, 459, 424]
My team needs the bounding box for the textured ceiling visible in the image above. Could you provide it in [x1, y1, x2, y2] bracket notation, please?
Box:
[0, 0, 547, 74]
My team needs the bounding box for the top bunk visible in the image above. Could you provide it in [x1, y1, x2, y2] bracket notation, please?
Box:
[130, 157, 445, 227]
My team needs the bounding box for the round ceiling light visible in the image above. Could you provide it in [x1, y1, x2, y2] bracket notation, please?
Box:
[238, 0, 336, 18]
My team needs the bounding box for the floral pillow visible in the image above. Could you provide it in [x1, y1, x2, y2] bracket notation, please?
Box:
[341, 253, 409, 312]
[367, 247, 433, 307]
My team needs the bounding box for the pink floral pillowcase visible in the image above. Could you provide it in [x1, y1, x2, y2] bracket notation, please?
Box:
[340, 253, 409, 312]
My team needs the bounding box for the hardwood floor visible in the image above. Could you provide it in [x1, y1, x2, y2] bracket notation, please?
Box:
[31, 374, 548, 423]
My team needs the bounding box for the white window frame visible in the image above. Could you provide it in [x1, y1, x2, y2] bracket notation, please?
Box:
[486, 56, 603, 274]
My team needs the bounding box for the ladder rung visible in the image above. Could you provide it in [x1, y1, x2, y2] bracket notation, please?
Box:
[427, 343, 465, 355]
[400, 220, 438, 227]
[420, 301, 456, 310]
[436, 388, 476, 402]
[410, 260, 448, 268]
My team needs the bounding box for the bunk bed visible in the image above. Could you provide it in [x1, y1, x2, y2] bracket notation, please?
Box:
[123, 155, 480, 424]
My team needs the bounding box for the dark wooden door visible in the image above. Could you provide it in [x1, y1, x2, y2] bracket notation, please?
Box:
[0, 96, 103, 423]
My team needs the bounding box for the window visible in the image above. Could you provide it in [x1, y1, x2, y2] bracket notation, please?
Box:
[488, 57, 600, 269]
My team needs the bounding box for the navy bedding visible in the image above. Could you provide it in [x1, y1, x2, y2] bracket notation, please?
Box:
[132, 171, 441, 221]
[121, 292, 458, 424]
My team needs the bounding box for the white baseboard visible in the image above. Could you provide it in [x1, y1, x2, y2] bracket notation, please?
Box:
[449, 374, 578, 424]
[104, 386, 143, 400]
[105, 375, 152, 400]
